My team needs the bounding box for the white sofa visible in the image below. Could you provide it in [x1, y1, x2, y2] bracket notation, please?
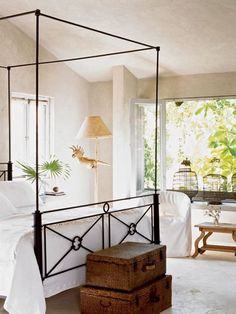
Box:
[159, 191, 192, 257]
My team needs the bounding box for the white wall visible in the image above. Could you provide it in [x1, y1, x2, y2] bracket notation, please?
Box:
[0, 69, 8, 162]
[138, 72, 236, 100]
[0, 20, 92, 204]
[112, 66, 137, 199]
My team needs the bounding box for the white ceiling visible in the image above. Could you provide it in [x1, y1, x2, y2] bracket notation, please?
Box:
[0, 0, 236, 82]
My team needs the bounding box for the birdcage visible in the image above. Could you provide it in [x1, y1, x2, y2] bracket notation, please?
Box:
[203, 174, 228, 204]
[231, 173, 236, 192]
[172, 158, 198, 200]
[203, 174, 227, 192]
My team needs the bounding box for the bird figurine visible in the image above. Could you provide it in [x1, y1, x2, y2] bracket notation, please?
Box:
[70, 145, 109, 169]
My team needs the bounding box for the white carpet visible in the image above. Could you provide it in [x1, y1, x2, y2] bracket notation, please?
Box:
[163, 252, 236, 314]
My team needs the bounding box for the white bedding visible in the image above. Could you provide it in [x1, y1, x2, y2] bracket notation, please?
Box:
[0, 202, 152, 314]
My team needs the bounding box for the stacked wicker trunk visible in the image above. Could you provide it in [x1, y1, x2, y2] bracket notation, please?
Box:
[80, 242, 172, 314]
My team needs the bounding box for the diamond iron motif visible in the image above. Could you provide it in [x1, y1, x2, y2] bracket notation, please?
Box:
[72, 236, 82, 251]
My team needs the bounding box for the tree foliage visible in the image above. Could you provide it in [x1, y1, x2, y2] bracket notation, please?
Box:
[143, 98, 236, 191]
[144, 138, 155, 189]
[193, 100, 236, 180]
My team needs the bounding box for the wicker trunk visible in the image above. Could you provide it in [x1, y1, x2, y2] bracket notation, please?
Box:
[80, 275, 172, 314]
[86, 242, 166, 291]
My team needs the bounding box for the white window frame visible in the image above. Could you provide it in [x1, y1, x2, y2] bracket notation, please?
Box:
[130, 98, 166, 194]
[11, 92, 54, 177]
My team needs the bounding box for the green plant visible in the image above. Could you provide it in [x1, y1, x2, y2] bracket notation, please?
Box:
[144, 139, 155, 189]
[17, 157, 71, 183]
[40, 159, 71, 180]
[194, 100, 236, 178]
[17, 163, 37, 182]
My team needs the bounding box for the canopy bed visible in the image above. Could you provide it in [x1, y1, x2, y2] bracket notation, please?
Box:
[0, 9, 161, 314]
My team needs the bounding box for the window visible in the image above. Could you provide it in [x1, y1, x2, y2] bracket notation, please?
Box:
[11, 93, 53, 177]
[132, 98, 236, 195]
[131, 100, 160, 193]
[166, 99, 236, 192]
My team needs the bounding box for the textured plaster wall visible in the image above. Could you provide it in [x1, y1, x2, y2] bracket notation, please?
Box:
[138, 72, 236, 100]
[0, 21, 92, 203]
[0, 21, 36, 163]
[112, 66, 137, 198]
[0, 69, 8, 162]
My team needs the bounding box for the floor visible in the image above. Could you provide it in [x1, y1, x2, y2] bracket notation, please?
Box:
[0, 251, 235, 314]
[163, 252, 236, 314]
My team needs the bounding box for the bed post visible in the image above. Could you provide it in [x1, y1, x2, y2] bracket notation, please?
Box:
[34, 210, 42, 276]
[153, 193, 160, 244]
[34, 9, 43, 277]
[7, 162, 12, 181]
[7, 67, 13, 181]
[154, 47, 160, 196]
[153, 47, 160, 244]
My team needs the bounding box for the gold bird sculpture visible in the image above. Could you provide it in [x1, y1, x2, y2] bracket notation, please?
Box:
[70, 145, 109, 169]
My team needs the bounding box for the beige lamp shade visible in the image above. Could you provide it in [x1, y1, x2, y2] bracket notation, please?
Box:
[76, 116, 112, 139]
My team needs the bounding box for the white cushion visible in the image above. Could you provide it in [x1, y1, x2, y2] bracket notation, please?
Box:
[0, 181, 37, 208]
[159, 191, 190, 217]
[0, 191, 17, 218]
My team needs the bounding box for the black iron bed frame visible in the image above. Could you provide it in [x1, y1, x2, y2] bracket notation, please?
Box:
[0, 9, 160, 281]
[0, 162, 12, 180]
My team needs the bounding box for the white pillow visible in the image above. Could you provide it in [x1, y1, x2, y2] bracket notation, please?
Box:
[0, 181, 38, 208]
[0, 191, 17, 218]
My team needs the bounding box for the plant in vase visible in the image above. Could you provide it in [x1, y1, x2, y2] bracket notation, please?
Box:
[17, 157, 71, 194]
[204, 205, 221, 225]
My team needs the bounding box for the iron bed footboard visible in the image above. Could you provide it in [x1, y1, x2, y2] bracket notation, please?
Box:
[34, 193, 159, 280]
[0, 162, 13, 181]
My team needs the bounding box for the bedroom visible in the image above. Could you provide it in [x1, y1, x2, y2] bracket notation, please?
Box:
[0, 1, 236, 313]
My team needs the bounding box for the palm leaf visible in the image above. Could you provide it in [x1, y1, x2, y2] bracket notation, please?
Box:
[17, 157, 71, 182]
[40, 158, 71, 180]
[17, 162, 38, 183]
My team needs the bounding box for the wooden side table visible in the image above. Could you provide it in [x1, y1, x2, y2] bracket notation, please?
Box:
[192, 222, 236, 257]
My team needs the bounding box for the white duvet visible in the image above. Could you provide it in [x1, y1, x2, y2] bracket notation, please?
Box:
[0, 213, 46, 314]
[0, 204, 152, 314]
